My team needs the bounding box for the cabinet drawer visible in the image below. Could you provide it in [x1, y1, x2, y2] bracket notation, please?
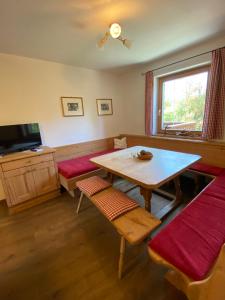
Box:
[2, 154, 54, 172]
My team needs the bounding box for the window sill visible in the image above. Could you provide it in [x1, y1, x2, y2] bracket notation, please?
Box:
[151, 133, 207, 143]
[155, 133, 203, 142]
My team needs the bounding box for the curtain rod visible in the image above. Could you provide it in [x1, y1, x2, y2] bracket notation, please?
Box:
[141, 45, 225, 76]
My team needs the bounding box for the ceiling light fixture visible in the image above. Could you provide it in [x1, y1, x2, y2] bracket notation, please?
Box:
[109, 23, 121, 39]
[97, 23, 132, 49]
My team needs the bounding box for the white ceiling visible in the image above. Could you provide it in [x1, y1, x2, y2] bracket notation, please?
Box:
[0, 0, 225, 70]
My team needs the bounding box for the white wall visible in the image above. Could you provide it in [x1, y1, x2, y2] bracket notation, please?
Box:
[119, 35, 225, 136]
[0, 54, 125, 146]
[0, 53, 125, 200]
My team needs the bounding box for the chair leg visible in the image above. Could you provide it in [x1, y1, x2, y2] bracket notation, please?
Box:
[76, 192, 84, 214]
[118, 236, 126, 279]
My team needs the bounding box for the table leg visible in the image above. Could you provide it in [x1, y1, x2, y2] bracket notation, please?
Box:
[107, 172, 114, 184]
[174, 176, 182, 202]
[154, 177, 183, 220]
[193, 173, 201, 194]
[140, 187, 152, 212]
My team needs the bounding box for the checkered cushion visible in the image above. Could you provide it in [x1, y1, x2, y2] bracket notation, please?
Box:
[76, 176, 112, 197]
[91, 188, 139, 221]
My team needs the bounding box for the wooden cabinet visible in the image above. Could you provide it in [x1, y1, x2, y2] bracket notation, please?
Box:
[32, 161, 58, 197]
[4, 167, 36, 205]
[0, 147, 60, 211]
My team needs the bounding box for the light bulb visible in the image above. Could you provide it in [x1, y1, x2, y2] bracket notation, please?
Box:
[109, 23, 121, 39]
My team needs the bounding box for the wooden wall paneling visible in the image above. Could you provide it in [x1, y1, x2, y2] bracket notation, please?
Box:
[54, 137, 115, 162]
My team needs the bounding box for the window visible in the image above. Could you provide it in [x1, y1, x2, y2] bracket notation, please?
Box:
[157, 66, 209, 136]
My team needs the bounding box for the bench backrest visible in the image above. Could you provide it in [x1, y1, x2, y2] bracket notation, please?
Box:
[54, 137, 115, 162]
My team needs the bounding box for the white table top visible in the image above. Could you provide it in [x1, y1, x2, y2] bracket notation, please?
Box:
[90, 146, 201, 189]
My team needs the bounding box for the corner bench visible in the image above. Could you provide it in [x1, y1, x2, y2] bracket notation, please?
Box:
[57, 149, 117, 196]
[148, 169, 225, 300]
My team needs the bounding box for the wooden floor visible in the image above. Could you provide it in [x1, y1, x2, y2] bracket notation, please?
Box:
[0, 178, 193, 300]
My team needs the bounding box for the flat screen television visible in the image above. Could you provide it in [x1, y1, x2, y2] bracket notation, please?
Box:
[0, 123, 42, 155]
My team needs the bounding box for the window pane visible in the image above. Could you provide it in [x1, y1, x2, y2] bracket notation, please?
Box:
[162, 71, 208, 131]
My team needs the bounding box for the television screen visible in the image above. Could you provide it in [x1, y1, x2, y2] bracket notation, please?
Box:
[0, 123, 42, 155]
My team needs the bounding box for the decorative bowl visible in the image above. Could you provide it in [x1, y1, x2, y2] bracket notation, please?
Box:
[136, 150, 153, 161]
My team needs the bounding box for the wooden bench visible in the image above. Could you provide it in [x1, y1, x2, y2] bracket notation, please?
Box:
[113, 207, 160, 279]
[57, 149, 117, 197]
[149, 244, 225, 300]
[147, 169, 225, 300]
[76, 176, 161, 279]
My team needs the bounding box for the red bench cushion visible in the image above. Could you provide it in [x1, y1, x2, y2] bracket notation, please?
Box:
[148, 193, 225, 281]
[58, 149, 117, 179]
[203, 182, 225, 201]
[189, 162, 224, 176]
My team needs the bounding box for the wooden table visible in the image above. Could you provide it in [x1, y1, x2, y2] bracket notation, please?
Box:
[90, 146, 201, 219]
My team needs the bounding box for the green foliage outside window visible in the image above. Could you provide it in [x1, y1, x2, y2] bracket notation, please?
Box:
[162, 78, 207, 131]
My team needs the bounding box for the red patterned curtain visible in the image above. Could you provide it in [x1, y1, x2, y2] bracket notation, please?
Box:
[145, 71, 154, 136]
[202, 47, 225, 140]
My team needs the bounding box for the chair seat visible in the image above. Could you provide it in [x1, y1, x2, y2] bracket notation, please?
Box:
[76, 176, 112, 197]
[91, 187, 139, 221]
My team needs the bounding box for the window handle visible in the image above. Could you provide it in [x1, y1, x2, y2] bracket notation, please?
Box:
[164, 125, 169, 135]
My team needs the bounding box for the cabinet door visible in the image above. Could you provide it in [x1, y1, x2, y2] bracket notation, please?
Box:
[32, 161, 58, 196]
[4, 167, 36, 205]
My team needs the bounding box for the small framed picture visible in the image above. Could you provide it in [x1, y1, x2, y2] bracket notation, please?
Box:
[96, 99, 113, 116]
[61, 97, 84, 117]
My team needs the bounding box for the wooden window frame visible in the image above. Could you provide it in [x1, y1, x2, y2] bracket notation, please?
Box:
[157, 65, 210, 138]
